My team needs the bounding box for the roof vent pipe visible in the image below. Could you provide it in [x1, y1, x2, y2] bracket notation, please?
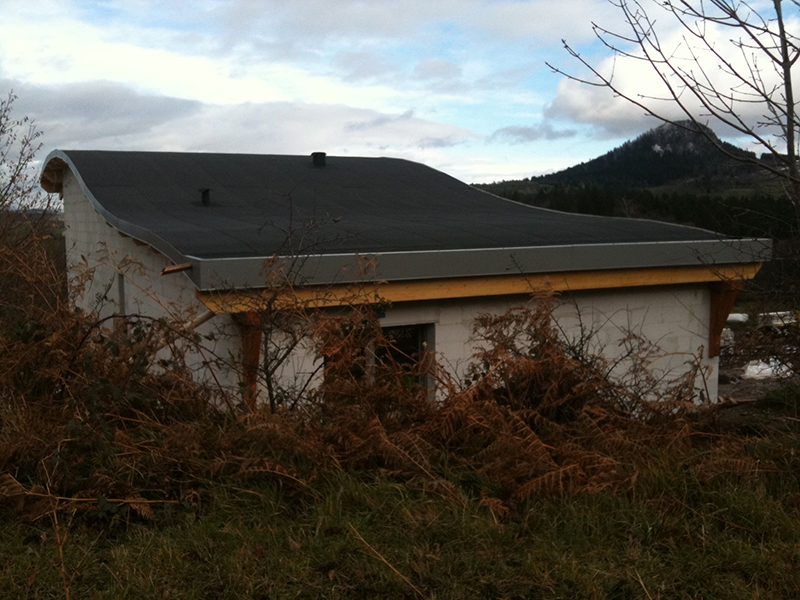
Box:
[200, 188, 210, 206]
[311, 152, 326, 167]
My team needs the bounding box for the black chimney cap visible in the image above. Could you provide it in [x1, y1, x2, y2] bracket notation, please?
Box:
[311, 152, 326, 167]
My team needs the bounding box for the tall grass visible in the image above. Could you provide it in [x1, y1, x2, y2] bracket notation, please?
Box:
[2, 455, 799, 598]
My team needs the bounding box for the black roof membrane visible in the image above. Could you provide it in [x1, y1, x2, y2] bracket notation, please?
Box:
[51, 150, 719, 260]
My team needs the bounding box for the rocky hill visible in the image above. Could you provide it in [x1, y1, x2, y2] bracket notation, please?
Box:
[534, 121, 762, 191]
[478, 122, 778, 198]
[474, 122, 792, 241]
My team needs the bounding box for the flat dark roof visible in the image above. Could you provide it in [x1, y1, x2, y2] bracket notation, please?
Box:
[42, 150, 770, 290]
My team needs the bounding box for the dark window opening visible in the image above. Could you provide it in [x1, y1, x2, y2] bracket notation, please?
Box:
[376, 324, 435, 390]
[321, 322, 436, 396]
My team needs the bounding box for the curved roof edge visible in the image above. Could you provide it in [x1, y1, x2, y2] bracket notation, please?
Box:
[41, 149, 187, 266]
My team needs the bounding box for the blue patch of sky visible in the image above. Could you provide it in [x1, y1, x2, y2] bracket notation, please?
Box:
[373, 22, 471, 77]
[71, 1, 207, 35]
[416, 65, 557, 137]
[70, 1, 123, 25]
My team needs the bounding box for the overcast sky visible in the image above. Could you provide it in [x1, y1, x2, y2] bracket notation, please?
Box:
[2, 0, 791, 183]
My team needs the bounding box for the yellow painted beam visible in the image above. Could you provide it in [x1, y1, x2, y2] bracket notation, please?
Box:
[196, 263, 762, 314]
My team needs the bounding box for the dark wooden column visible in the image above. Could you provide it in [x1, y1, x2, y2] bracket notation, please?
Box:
[234, 313, 262, 410]
[708, 280, 743, 358]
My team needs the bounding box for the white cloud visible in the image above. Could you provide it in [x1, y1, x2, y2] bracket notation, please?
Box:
[345, 109, 415, 132]
[213, 0, 457, 40]
[1, 0, 654, 183]
[459, 0, 618, 43]
[545, 2, 800, 143]
[0, 3, 421, 112]
[414, 59, 463, 81]
[9, 77, 476, 165]
[9, 79, 202, 144]
[545, 76, 657, 137]
[490, 123, 576, 143]
[208, 0, 615, 46]
[332, 52, 401, 83]
[2, 0, 569, 102]
[0, 14, 287, 103]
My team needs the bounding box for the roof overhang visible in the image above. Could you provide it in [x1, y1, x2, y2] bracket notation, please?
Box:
[42, 150, 194, 268]
[197, 262, 763, 312]
[187, 237, 771, 291]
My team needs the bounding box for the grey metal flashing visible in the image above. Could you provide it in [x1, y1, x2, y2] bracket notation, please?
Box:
[191, 238, 772, 291]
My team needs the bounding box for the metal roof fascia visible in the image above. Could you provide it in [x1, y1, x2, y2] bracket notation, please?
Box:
[192, 238, 772, 291]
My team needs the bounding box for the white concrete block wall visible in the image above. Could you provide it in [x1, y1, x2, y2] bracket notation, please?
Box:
[62, 171, 120, 319]
[552, 286, 717, 401]
[62, 167, 718, 405]
[377, 286, 717, 402]
[62, 170, 241, 394]
[262, 330, 322, 402]
[260, 285, 717, 404]
[379, 295, 532, 382]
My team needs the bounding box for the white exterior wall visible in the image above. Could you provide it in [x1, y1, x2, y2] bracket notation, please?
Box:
[61, 170, 241, 394]
[552, 286, 717, 401]
[62, 167, 718, 404]
[376, 285, 717, 402]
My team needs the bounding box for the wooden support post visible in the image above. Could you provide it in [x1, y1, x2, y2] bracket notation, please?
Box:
[708, 280, 743, 358]
[234, 313, 262, 411]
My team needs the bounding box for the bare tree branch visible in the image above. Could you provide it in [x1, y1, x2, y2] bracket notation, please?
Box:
[548, 0, 800, 227]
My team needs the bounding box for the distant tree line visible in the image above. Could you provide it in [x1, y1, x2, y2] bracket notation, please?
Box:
[475, 182, 795, 241]
[474, 180, 800, 304]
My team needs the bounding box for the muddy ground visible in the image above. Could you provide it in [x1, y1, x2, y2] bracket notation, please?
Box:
[711, 359, 799, 435]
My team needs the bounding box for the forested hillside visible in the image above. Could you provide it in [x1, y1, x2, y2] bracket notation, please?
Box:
[475, 122, 792, 241]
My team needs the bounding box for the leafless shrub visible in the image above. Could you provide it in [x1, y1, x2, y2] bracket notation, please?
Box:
[0, 93, 749, 523]
[0, 266, 721, 521]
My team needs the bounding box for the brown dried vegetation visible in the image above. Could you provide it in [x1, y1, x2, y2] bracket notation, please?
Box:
[0, 93, 790, 531]
[0, 240, 731, 525]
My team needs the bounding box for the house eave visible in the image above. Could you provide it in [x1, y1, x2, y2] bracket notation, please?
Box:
[196, 262, 764, 313]
[188, 237, 771, 291]
[40, 150, 188, 266]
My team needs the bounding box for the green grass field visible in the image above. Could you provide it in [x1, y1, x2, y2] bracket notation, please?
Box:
[3, 431, 800, 600]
